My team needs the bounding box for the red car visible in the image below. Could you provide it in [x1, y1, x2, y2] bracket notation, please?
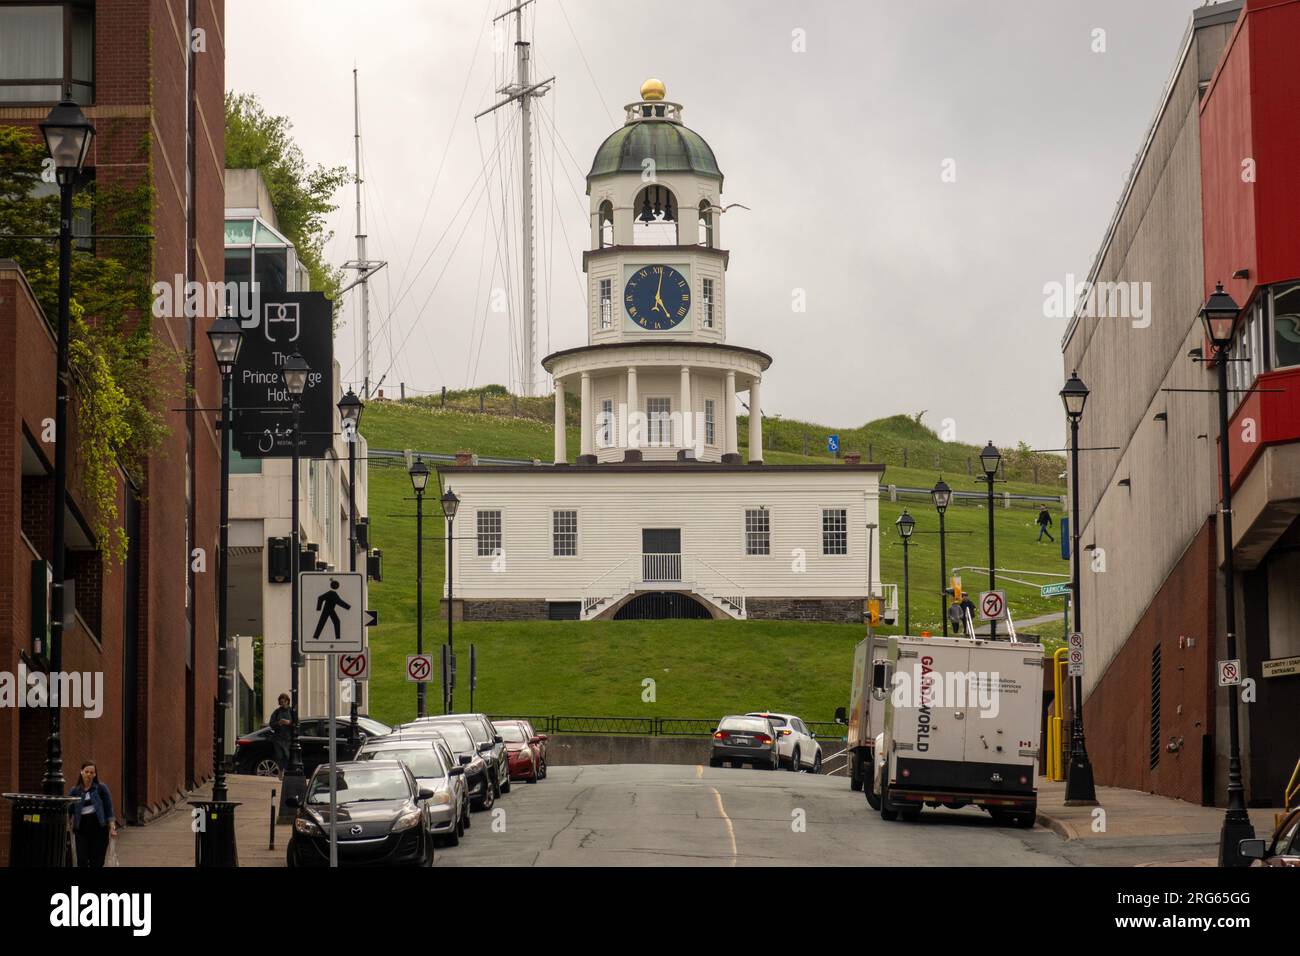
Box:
[493, 720, 545, 783]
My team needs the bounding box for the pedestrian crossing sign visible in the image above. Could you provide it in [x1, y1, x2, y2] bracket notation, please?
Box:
[298, 571, 364, 654]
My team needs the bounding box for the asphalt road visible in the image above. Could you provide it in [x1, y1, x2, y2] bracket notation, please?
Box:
[436, 764, 1081, 867]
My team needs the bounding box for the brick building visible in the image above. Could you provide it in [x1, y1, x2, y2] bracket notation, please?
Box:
[0, 0, 226, 856]
[1064, 0, 1300, 808]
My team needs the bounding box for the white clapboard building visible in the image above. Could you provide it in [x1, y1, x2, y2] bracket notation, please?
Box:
[440, 80, 883, 622]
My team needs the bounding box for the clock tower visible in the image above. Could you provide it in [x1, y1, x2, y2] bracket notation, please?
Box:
[544, 79, 770, 465]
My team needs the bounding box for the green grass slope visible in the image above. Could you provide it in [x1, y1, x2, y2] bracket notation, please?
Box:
[359, 394, 1071, 727]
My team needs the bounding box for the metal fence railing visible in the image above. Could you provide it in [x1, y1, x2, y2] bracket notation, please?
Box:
[488, 715, 849, 740]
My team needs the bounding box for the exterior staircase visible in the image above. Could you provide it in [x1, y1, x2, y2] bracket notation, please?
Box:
[581, 554, 747, 620]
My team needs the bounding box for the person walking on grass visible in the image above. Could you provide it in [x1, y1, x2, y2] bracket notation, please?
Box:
[69, 760, 116, 867]
[1036, 505, 1055, 543]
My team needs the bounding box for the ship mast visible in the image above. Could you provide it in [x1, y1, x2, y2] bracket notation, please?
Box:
[475, 0, 554, 396]
[342, 68, 387, 397]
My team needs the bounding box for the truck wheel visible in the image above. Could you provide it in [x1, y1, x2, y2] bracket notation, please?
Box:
[865, 777, 881, 811]
[879, 775, 899, 821]
[1011, 808, 1036, 829]
[901, 807, 921, 822]
[849, 753, 863, 792]
[709, 758, 722, 768]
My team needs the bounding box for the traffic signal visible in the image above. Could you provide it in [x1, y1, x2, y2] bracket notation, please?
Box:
[867, 597, 881, 626]
[951, 575, 963, 602]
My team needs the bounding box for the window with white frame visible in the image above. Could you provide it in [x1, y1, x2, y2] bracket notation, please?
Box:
[476, 510, 502, 557]
[600, 278, 613, 329]
[598, 398, 614, 448]
[702, 277, 715, 328]
[1273, 282, 1300, 370]
[822, 509, 848, 555]
[704, 398, 716, 446]
[745, 508, 770, 556]
[553, 510, 577, 556]
[647, 397, 672, 445]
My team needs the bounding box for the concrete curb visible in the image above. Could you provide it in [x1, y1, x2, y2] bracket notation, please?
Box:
[1036, 809, 1082, 841]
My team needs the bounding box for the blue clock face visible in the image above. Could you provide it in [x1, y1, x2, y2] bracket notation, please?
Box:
[624, 265, 690, 330]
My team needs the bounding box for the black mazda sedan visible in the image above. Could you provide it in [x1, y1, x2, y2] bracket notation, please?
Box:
[286, 760, 436, 867]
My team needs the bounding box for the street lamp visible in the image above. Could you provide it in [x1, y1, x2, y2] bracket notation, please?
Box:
[931, 479, 952, 636]
[188, 316, 245, 865]
[409, 457, 430, 718]
[338, 389, 364, 752]
[1060, 370, 1097, 805]
[3, 99, 96, 867]
[441, 487, 461, 714]
[980, 441, 1001, 639]
[283, 352, 310, 786]
[895, 509, 915, 636]
[1199, 283, 1253, 867]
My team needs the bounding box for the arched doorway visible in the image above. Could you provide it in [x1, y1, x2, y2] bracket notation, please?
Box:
[613, 591, 712, 620]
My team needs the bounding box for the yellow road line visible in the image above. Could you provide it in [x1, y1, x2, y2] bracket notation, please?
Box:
[710, 787, 737, 867]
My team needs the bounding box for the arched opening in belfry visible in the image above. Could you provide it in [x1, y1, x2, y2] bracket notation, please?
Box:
[598, 199, 614, 248]
[633, 184, 677, 245]
[698, 200, 714, 247]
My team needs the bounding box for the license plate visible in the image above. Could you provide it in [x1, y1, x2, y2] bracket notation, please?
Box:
[733, 736, 752, 746]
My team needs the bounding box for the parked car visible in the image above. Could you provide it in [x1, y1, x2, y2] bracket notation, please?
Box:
[234, 715, 391, 777]
[746, 711, 823, 773]
[286, 760, 435, 867]
[396, 722, 494, 812]
[710, 715, 780, 770]
[355, 736, 468, 846]
[1241, 807, 1300, 867]
[493, 720, 542, 783]
[504, 719, 548, 778]
[409, 714, 510, 797]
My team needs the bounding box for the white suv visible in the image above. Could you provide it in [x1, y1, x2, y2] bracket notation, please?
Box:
[745, 712, 822, 772]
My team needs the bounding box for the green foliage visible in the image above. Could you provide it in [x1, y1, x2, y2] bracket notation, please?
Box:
[0, 124, 169, 560]
[224, 91, 348, 307]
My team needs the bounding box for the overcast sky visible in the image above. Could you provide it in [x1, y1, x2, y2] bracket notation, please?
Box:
[227, 0, 1209, 451]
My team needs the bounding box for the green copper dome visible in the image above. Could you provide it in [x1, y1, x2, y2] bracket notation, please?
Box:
[589, 120, 723, 183]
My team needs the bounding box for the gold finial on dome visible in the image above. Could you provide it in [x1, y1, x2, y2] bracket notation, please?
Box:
[640, 78, 666, 101]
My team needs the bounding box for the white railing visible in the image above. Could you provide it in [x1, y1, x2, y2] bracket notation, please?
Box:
[582, 556, 634, 616]
[693, 557, 746, 617]
[641, 553, 682, 583]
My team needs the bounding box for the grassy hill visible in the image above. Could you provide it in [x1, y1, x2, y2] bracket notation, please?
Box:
[358, 391, 1071, 727]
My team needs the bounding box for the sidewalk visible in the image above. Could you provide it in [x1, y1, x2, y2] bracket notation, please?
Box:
[1035, 777, 1281, 866]
[113, 774, 292, 867]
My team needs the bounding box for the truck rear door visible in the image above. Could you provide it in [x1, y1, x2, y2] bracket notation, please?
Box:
[892, 641, 971, 764]
[961, 644, 1044, 771]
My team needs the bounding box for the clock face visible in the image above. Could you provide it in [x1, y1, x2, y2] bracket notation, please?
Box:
[624, 264, 691, 331]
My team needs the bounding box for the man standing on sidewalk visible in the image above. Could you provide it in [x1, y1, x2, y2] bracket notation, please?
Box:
[269, 693, 295, 775]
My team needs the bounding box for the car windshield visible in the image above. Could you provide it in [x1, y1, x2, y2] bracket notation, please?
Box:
[719, 718, 771, 733]
[495, 724, 527, 743]
[357, 716, 391, 737]
[307, 766, 409, 805]
[431, 724, 474, 752]
[357, 746, 444, 779]
[748, 713, 787, 727]
[453, 719, 489, 744]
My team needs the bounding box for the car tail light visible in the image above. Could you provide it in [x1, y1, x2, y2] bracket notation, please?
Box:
[755, 734, 773, 745]
[236, 738, 253, 747]
[779, 728, 792, 736]
[713, 731, 730, 740]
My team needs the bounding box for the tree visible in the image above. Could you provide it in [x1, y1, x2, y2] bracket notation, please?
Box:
[224, 92, 348, 308]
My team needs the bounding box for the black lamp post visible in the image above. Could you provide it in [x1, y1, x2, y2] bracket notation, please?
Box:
[1060, 370, 1097, 805]
[979, 441, 1001, 639]
[282, 352, 310, 785]
[40, 98, 94, 799]
[338, 389, 363, 752]
[2, 98, 95, 868]
[441, 487, 461, 714]
[931, 479, 952, 636]
[1200, 282, 1254, 867]
[409, 457, 430, 718]
[188, 316, 245, 866]
[896, 510, 915, 635]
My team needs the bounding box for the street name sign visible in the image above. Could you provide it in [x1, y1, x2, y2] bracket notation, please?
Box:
[1040, 582, 1071, 598]
[298, 572, 364, 654]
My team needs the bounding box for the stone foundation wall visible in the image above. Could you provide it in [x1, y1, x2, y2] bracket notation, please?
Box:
[746, 597, 866, 623]
[443, 598, 550, 621]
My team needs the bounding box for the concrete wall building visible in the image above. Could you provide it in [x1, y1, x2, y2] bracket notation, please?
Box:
[0, 0, 226, 850]
[224, 170, 370, 727]
[1064, 0, 1300, 807]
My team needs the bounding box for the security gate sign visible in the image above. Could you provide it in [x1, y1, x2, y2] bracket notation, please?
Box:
[298, 572, 364, 654]
[978, 590, 1007, 621]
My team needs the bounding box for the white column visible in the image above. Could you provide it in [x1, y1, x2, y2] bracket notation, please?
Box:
[748, 376, 763, 463]
[580, 372, 593, 457]
[678, 366, 692, 450]
[554, 379, 566, 463]
[626, 366, 639, 449]
[725, 370, 738, 457]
